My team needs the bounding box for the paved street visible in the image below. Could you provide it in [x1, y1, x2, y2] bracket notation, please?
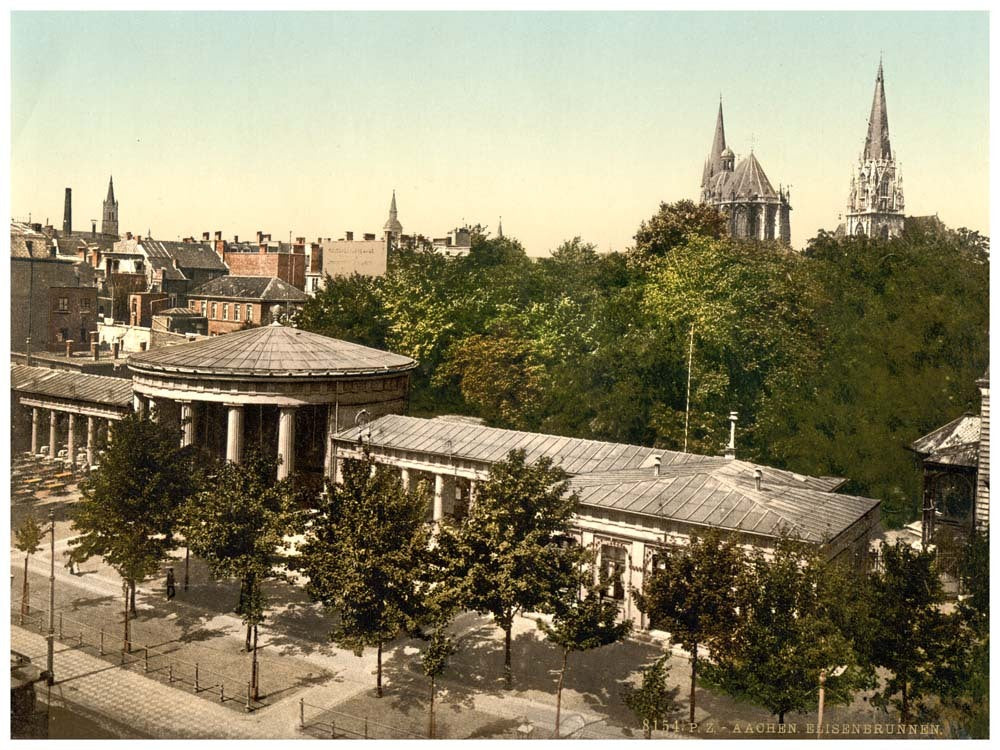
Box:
[12, 479, 892, 740]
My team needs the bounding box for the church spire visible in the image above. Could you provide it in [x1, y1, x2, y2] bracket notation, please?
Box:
[105, 175, 115, 203]
[102, 174, 119, 238]
[863, 60, 892, 161]
[383, 189, 403, 239]
[711, 98, 727, 158]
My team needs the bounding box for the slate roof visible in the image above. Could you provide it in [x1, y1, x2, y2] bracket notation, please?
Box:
[11, 364, 133, 407]
[188, 276, 308, 302]
[140, 240, 228, 271]
[10, 222, 50, 258]
[910, 414, 981, 468]
[155, 307, 205, 317]
[336, 415, 869, 543]
[864, 61, 892, 162]
[568, 468, 878, 543]
[126, 323, 417, 377]
[706, 152, 781, 202]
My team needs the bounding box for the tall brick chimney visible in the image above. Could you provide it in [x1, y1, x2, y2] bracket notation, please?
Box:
[63, 188, 72, 234]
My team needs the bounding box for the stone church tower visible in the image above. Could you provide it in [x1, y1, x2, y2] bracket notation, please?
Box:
[845, 62, 905, 239]
[700, 101, 791, 244]
[101, 175, 119, 238]
[383, 190, 403, 247]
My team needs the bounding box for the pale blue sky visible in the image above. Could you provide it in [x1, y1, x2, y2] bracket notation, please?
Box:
[10, 11, 989, 253]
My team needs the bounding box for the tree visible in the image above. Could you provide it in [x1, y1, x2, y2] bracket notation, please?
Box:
[296, 273, 389, 349]
[297, 451, 431, 697]
[14, 513, 44, 623]
[635, 531, 743, 723]
[70, 413, 198, 653]
[539, 574, 632, 737]
[621, 655, 681, 738]
[700, 538, 864, 724]
[630, 199, 728, 267]
[179, 449, 298, 698]
[421, 623, 456, 738]
[438, 448, 581, 689]
[866, 542, 951, 721]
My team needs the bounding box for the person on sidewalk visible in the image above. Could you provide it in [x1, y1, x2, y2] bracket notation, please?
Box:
[63, 549, 81, 576]
[166, 567, 176, 600]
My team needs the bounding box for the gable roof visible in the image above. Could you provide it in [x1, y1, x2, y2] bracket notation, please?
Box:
[910, 414, 981, 468]
[187, 275, 308, 302]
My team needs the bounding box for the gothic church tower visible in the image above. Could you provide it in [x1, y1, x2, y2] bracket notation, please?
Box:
[845, 62, 905, 239]
[102, 175, 119, 238]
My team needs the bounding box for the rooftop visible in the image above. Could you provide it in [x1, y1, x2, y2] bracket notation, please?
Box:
[188, 275, 308, 302]
[11, 364, 133, 407]
[910, 413, 981, 468]
[126, 323, 418, 378]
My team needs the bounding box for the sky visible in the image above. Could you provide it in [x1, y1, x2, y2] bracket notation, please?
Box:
[10, 11, 990, 255]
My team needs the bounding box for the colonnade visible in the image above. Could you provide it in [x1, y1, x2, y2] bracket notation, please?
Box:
[28, 405, 116, 469]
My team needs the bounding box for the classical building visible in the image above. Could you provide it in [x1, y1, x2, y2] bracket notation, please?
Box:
[332, 414, 881, 626]
[845, 62, 905, 239]
[700, 102, 792, 243]
[186, 276, 308, 335]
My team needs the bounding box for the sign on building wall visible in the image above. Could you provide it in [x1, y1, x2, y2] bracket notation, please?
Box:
[320, 239, 387, 278]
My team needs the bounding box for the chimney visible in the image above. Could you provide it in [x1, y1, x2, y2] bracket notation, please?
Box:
[233, 234, 239, 243]
[724, 412, 738, 460]
[91, 342, 99, 361]
[112, 341, 120, 360]
[91, 220, 97, 237]
[63, 188, 72, 234]
[364, 233, 376, 241]
[202, 231, 210, 241]
[264, 233, 271, 243]
[345, 231, 353, 241]
[215, 230, 222, 241]
[754, 468, 763, 491]
[126, 231, 133, 240]
[653, 456, 662, 477]
[90, 331, 99, 345]
[65, 340, 74, 358]
[139, 341, 147, 352]
[256, 230, 263, 243]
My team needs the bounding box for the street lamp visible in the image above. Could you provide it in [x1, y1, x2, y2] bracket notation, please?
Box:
[46, 510, 55, 685]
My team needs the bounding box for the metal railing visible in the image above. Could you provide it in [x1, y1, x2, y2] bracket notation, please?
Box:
[298, 697, 425, 739]
[11, 597, 265, 713]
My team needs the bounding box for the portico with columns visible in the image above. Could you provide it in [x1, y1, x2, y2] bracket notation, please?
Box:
[126, 322, 418, 482]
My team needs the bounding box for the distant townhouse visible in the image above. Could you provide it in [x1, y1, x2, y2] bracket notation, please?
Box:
[187, 275, 308, 335]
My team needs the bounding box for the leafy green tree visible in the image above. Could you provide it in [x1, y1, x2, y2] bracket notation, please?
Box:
[635, 531, 744, 723]
[958, 528, 988, 635]
[298, 451, 431, 697]
[70, 413, 198, 652]
[438, 449, 581, 689]
[14, 513, 44, 623]
[421, 624, 457, 738]
[701, 538, 864, 724]
[296, 272, 389, 349]
[630, 199, 728, 267]
[866, 542, 951, 721]
[179, 449, 298, 697]
[621, 655, 681, 738]
[539, 574, 632, 737]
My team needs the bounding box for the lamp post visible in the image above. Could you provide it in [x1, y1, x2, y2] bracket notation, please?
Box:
[46, 510, 55, 685]
[817, 665, 847, 737]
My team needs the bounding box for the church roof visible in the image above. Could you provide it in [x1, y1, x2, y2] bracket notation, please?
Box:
[126, 323, 418, 378]
[705, 152, 782, 202]
[863, 61, 892, 161]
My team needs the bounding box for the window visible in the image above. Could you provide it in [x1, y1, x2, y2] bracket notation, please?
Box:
[601, 545, 626, 601]
[80, 298, 92, 312]
[234, 304, 241, 322]
[223, 304, 229, 321]
[57, 297, 69, 312]
[211, 303, 217, 319]
[246, 304, 253, 323]
[201, 301, 207, 315]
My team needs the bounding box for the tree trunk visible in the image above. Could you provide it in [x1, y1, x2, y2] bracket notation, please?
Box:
[251, 623, 259, 700]
[428, 675, 435, 739]
[901, 678, 909, 723]
[129, 580, 137, 616]
[21, 554, 30, 622]
[123, 584, 132, 653]
[245, 622, 253, 652]
[778, 711, 784, 725]
[689, 642, 698, 725]
[377, 641, 383, 698]
[503, 624, 513, 690]
[554, 648, 568, 738]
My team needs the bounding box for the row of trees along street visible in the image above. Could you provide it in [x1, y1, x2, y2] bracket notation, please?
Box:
[297, 202, 989, 528]
[38, 411, 988, 737]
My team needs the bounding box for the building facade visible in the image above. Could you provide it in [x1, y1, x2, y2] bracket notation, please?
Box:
[700, 102, 792, 244]
[845, 62, 905, 239]
[186, 275, 308, 335]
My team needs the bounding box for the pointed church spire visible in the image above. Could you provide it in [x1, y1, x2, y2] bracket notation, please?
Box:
[383, 189, 402, 237]
[711, 99, 727, 158]
[389, 189, 397, 218]
[105, 175, 116, 204]
[863, 61, 892, 161]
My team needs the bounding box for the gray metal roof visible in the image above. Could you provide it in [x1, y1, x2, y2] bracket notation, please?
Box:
[910, 414, 981, 468]
[11, 364, 133, 408]
[188, 275, 308, 302]
[126, 323, 418, 378]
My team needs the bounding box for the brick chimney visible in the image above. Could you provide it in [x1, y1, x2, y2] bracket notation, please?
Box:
[91, 342, 99, 361]
[202, 231, 210, 241]
[64, 340, 74, 358]
[112, 341, 120, 359]
[345, 231, 354, 241]
[214, 230, 222, 241]
[91, 220, 97, 238]
[63, 188, 72, 234]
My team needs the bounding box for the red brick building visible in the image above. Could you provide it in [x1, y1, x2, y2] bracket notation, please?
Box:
[208, 231, 307, 290]
[48, 286, 98, 352]
[187, 276, 308, 336]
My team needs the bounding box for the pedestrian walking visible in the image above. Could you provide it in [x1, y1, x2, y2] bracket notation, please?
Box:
[64, 549, 81, 575]
[166, 567, 176, 600]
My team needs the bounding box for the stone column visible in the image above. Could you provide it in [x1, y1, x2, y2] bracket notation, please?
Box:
[148, 398, 159, 423]
[86, 416, 95, 466]
[469, 479, 478, 511]
[106, 419, 114, 447]
[433, 473, 445, 522]
[49, 411, 58, 459]
[322, 405, 337, 480]
[630, 540, 646, 626]
[277, 407, 296, 480]
[400, 468, 411, 492]
[31, 407, 39, 454]
[67, 413, 76, 467]
[179, 401, 195, 448]
[225, 404, 244, 464]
